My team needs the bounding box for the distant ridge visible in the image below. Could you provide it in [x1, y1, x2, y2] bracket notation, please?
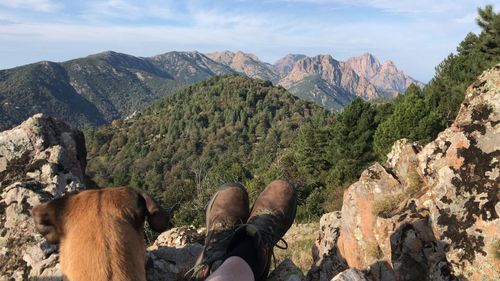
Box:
[0, 50, 421, 130]
[208, 51, 423, 109]
[0, 51, 234, 130]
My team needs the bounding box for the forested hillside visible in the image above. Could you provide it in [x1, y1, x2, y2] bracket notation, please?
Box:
[85, 76, 328, 224]
[85, 73, 396, 224]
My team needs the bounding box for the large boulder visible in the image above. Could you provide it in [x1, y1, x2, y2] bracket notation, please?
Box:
[416, 64, 500, 279]
[331, 64, 500, 281]
[0, 114, 87, 280]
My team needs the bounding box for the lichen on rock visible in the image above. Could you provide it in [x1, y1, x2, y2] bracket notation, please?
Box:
[0, 114, 87, 280]
[326, 64, 500, 281]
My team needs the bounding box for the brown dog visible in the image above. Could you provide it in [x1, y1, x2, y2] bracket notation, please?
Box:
[32, 187, 169, 281]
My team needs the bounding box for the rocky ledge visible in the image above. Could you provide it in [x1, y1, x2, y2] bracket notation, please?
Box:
[0, 114, 87, 279]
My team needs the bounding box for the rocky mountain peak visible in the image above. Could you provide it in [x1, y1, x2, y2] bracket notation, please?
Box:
[206, 50, 261, 64]
[279, 54, 382, 102]
[234, 50, 260, 62]
[273, 53, 307, 76]
[206, 50, 279, 83]
[89, 50, 120, 58]
[382, 59, 395, 66]
[379, 60, 398, 73]
[345, 53, 382, 80]
[280, 54, 342, 87]
[204, 50, 235, 65]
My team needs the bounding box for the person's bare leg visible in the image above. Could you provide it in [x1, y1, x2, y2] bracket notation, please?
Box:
[205, 256, 255, 281]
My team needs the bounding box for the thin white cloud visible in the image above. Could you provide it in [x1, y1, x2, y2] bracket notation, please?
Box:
[280, 0, 493, 19]
[0, 0, 62, 12]
[79, 0, 176, 21]
[0, 10, 468, 82]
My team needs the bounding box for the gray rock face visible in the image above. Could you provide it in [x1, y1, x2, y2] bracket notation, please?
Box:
[416, 64, 500, 280]
[0, 114, 87, 280]
[149, 225, 205, 249]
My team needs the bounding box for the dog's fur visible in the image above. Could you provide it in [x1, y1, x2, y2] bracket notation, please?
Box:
[32, 187, 169, 281]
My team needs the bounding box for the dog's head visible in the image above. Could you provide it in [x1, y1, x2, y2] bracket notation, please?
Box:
[32, 187, 170, 244]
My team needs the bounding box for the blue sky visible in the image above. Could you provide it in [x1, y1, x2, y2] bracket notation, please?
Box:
[0, 0, 494, 82]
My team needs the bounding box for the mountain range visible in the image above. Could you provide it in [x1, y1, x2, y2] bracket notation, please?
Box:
[0, 50, 421, 130]
[209, 51, 422, 111]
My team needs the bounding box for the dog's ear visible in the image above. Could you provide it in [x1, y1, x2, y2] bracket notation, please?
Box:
[32, 197, 69, 244]
[138, 191, 170, 232]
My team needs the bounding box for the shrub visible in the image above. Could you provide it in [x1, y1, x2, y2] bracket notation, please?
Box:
[274, 223, 318, 274]
[367, 241, 383, 260]
[491, 239, 500, 260]
[372, 193, 405, 218]
[407, 168, 422, 195]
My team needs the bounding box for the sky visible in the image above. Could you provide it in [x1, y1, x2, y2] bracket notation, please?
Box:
[0, 0, 495, 82]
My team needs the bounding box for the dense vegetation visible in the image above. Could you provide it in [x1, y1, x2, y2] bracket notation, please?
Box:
[85, 72, 393, 224]
[85, 76, 328, 225]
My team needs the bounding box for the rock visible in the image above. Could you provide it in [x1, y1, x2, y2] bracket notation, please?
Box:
[206, 51, 280, 83]
[331, 269, 371, 281]
[306, 212, 347, 281]
[317, 212, 342, 253]
[336, 162, 403, 275]
[0, 114, 87, 280]
[328, 64, 500, 281]
[146, 244, 202, 281]
[149, 226, 204, 249]
[417, 64, 500, 280]
[146, 226, 204, 281]
[267, 258, 305, 281]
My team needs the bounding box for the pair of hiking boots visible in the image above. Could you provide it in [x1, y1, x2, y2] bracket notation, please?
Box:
[192, 180, 297, 281]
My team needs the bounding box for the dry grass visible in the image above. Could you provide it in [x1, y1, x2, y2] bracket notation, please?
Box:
[491, 239, 500, 260]
[367, 241, 383, 259]
[323, 185, 346, 213]
[372, 165, 423, 218]
[372, 193, 405, 218]
[406, 164, 423, 196]
[274, 222, 319, 274]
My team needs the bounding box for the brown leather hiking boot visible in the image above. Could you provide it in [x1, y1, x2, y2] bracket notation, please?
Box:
[235, 179, 297, 281]
[192, 183, 250, 280]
